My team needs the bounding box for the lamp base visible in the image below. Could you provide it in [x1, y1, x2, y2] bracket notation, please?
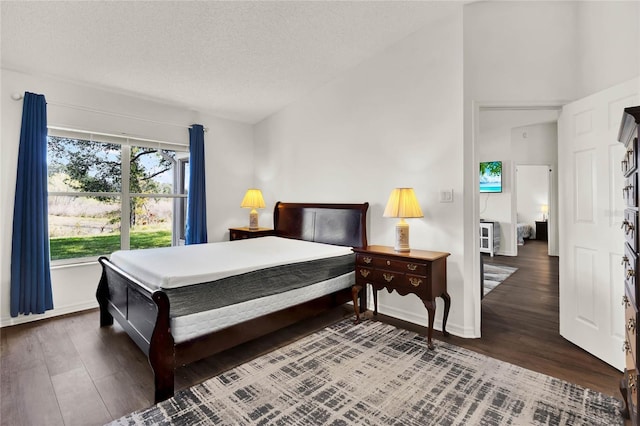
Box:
[394, 219, 410, 252]
[249, 209, 259, 230]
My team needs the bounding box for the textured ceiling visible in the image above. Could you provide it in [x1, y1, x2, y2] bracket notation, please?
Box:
[1, 1, 459, 123]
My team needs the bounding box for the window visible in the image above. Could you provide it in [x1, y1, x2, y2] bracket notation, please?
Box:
[47, 130, 189, 263]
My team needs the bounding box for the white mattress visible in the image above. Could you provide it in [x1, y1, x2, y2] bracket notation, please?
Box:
[109, 236, 354, 290]
[171, 272, 354, 343]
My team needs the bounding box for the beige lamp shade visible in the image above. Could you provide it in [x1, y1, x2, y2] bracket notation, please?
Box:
[240, 189, 266, 209]
[383, 188, 424, 218]
[383, 188, 423, 252]
[240, 189, 266, 230]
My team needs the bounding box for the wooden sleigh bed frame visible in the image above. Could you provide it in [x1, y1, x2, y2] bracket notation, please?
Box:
[96, 202, 369, 403]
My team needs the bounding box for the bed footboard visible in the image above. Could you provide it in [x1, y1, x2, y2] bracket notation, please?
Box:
[97, 257, 175, 403]
[96, 263, 114, 327]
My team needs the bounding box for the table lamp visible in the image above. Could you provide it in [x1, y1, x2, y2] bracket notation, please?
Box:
[383, 188, 424, 252]
[541, 204, 549, 221]
[240, 189, 266, 230]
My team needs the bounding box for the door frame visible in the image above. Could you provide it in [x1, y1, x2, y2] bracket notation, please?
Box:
[471, 100, 566, 337]
[513, 163, 553, 256]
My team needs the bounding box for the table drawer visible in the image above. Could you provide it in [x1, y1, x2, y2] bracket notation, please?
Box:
[626, 209, 639, 252]
[623, 137, 638, 177]
[628, 340, 637, 375]
[370, 269, 429, 295]
[626, 296, 639, 371]
[357, 254, 427, 275]
[355, 266, 373, 284]
[626, 174, 639, 208]
[356, 253, 375, 266]
[372, 268, 406, 287]
[625, 244, 638, 292]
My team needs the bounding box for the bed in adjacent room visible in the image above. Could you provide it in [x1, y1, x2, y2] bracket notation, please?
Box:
[96, 202, 369, 402]
[517, 222, 533, 245]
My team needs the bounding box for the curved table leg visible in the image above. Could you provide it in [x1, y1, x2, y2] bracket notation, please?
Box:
[422, 299, 436, 350]
[441, 292, 451, 337]
[373, 288, 378, 316]
[351, 285, 362, 323]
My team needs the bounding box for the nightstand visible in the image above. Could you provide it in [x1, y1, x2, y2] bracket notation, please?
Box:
[351, 245, 451, 349]
[229, 227, 275, 241]
[535, 221, 548, 241]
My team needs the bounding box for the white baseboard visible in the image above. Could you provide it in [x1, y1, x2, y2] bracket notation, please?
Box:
[376, 302, 475, 339]
[0, 299, 478, 339]
[0, 301, 98, 328]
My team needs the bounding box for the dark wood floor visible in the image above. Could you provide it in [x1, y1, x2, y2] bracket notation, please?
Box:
[0, 240, 624, 425]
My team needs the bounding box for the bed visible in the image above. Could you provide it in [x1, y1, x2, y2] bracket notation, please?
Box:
[96, 202, 369, 403]
[517, 222, 533, 245]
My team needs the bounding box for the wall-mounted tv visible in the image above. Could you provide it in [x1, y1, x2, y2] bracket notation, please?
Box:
[479, 161, 502, 193]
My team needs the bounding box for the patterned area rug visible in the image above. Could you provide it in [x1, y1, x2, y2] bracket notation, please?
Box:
[110, 319, 622, 426]
[483, 263, 518, 296]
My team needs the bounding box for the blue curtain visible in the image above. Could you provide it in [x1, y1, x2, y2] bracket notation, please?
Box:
[186, 124, 207, 244]
[11, 92, 53, 317]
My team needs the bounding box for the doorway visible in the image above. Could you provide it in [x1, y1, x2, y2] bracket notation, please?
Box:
[515, 164, 550, 254]
[476, 108, 559, 257]
[473, 104, 562, 339]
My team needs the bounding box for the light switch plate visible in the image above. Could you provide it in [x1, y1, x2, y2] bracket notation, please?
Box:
[440, 189, 453, 203]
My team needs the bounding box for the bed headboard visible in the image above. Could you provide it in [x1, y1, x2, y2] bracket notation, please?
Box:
[273, 202, 369, 248]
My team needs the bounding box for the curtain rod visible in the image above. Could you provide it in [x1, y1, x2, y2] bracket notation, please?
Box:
[10, 92, 207, 132]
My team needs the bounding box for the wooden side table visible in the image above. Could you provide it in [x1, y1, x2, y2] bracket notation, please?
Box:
[351, 245, 451, 349]
[229, 227, 275, 241]
[535, 221, 548, 241]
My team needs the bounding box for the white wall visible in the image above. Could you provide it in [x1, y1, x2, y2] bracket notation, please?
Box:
[575, 1, 640, 99]
[254, 7, 467, 335]
[516, 165, 549, 238]
[0, 69, 254, 326]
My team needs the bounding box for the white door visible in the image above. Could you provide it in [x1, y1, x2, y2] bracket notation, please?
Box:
[558, 77, 639, 369]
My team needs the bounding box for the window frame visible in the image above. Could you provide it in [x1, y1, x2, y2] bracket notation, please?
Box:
[47, 127, 189, 265]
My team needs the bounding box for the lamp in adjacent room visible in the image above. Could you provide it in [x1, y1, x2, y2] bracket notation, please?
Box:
[240, 189, 266, 230]
[541, 204, 549, 221]
[383, 188, 424, 252]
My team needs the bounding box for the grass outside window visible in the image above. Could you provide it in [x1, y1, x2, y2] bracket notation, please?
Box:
[50, 230, 172, 260]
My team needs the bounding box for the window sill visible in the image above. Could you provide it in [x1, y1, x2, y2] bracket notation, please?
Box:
[50, 258, 100, 270]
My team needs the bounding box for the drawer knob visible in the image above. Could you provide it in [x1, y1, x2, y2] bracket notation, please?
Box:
[362, 256, 372, 264]
[406, 263, 418, 271]
[622, 159, 628, 172]
[627, 268, 635, 279]
[386, 260, 391, 266]
[622, 219, 629, 230]
[627, 223, 635, 235]
[382, 273, 394, 282]
[623, 340, 631, 354]
[630, 373, 637, 393]
[359, 269, 370, 278]
[628, 318, 636, 333]
[409, 277, 422, 287]
[623, 295, 631, 308]
[622, 255, 629, 266]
